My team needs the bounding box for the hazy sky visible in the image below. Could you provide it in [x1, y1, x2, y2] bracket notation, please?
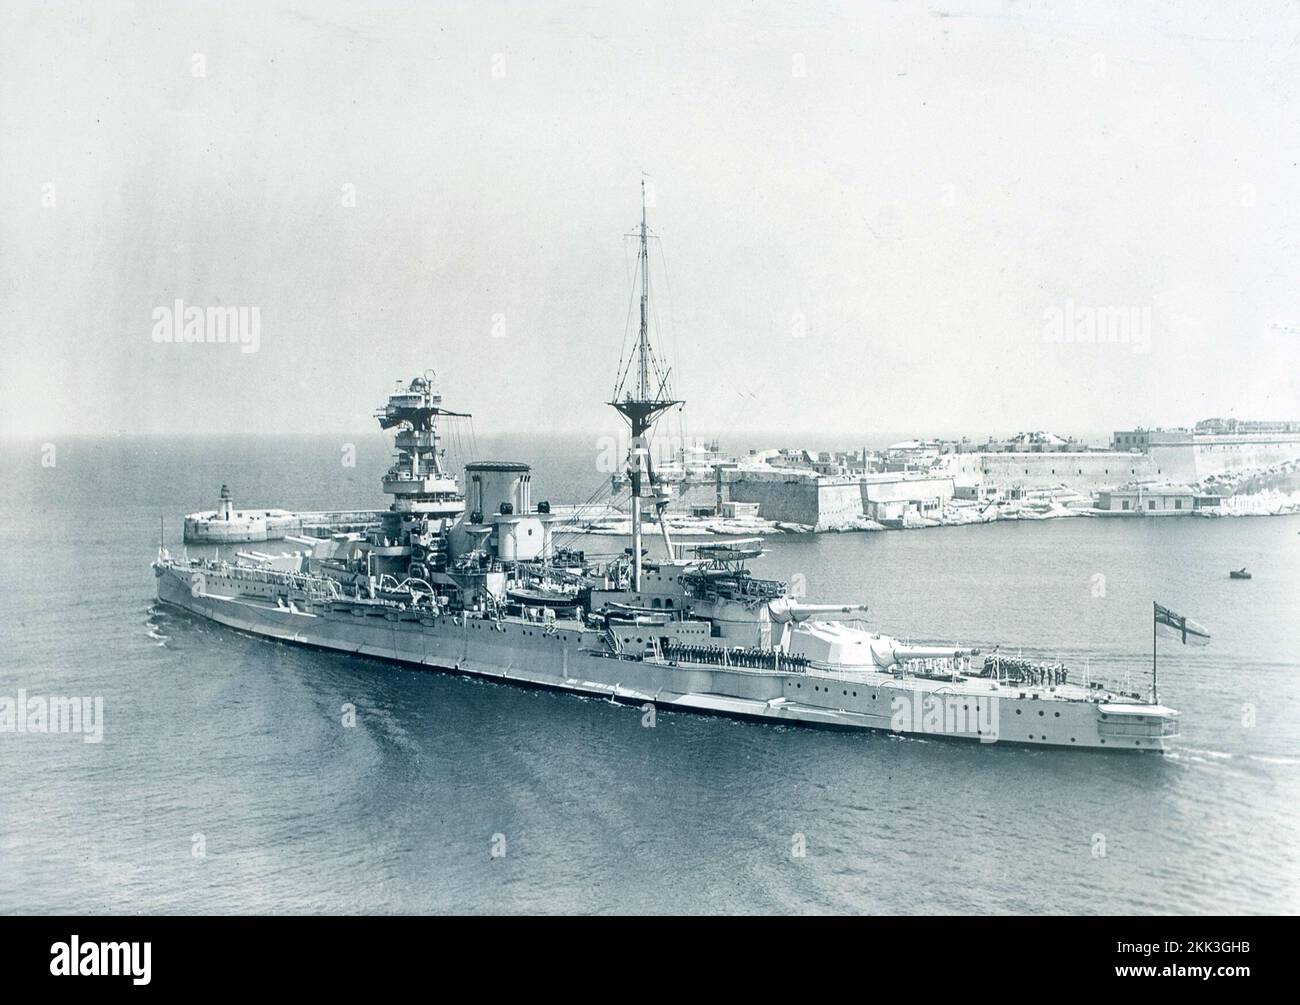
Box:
[2, 0, 1298, 441]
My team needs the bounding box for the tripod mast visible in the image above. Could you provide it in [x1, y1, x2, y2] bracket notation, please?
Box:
[608, 180, 680, 592]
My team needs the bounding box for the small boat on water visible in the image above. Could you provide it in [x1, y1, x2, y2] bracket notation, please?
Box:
[1229, 568, 1252, 580]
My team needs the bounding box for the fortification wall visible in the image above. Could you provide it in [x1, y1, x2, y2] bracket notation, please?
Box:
[1146, 442, 1199, 483]
[724, 470, 962, 528]
[939, 452, 1159, 490]
[861, 474, 956, 505]
[724, 476, 824, 526]
[1185, 434, 1300, 479]
[723, 471, 870, 528]
[816, 482, 867, 529]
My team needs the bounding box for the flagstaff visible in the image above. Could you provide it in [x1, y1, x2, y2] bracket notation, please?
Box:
[1152, 601, 1212, 708]
[1152, 600, 1158, 705]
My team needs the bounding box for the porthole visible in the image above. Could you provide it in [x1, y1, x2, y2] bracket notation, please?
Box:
[1038, 710, 1044, 716]
[1015, 709, 1022, 715]
[1054, 712, 1060, 718]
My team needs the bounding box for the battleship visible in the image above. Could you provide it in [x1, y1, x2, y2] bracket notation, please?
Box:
[152, 188, 1180, 751]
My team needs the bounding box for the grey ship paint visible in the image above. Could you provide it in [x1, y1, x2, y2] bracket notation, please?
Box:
[153, 191, 1179, 751]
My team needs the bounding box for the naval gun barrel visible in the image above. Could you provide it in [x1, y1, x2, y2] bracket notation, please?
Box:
[768, 599, 869, 623]
[888, 644, 977, 660]
[872, 640, 978, 670]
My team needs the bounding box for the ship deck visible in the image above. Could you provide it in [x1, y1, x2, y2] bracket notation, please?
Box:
[168, 562, 1162, 713]
[651, 655, 1146, 707]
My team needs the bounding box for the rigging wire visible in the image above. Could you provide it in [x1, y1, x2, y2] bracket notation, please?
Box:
[656, 235, 688, 449]
[549, 482, 633, 554]
[642, 242, 672, 397]
[549, 476, 614, 531]
[612, 225, 674, 405]
[611, 237, 641, 402]
[551, 496, 630, 555]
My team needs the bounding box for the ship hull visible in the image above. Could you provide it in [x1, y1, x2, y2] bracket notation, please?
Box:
[155, 566, 1175, 751]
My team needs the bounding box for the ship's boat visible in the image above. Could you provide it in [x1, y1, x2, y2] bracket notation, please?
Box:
[1229, 568, 1251, 579]
[507, 586, 578, 607]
